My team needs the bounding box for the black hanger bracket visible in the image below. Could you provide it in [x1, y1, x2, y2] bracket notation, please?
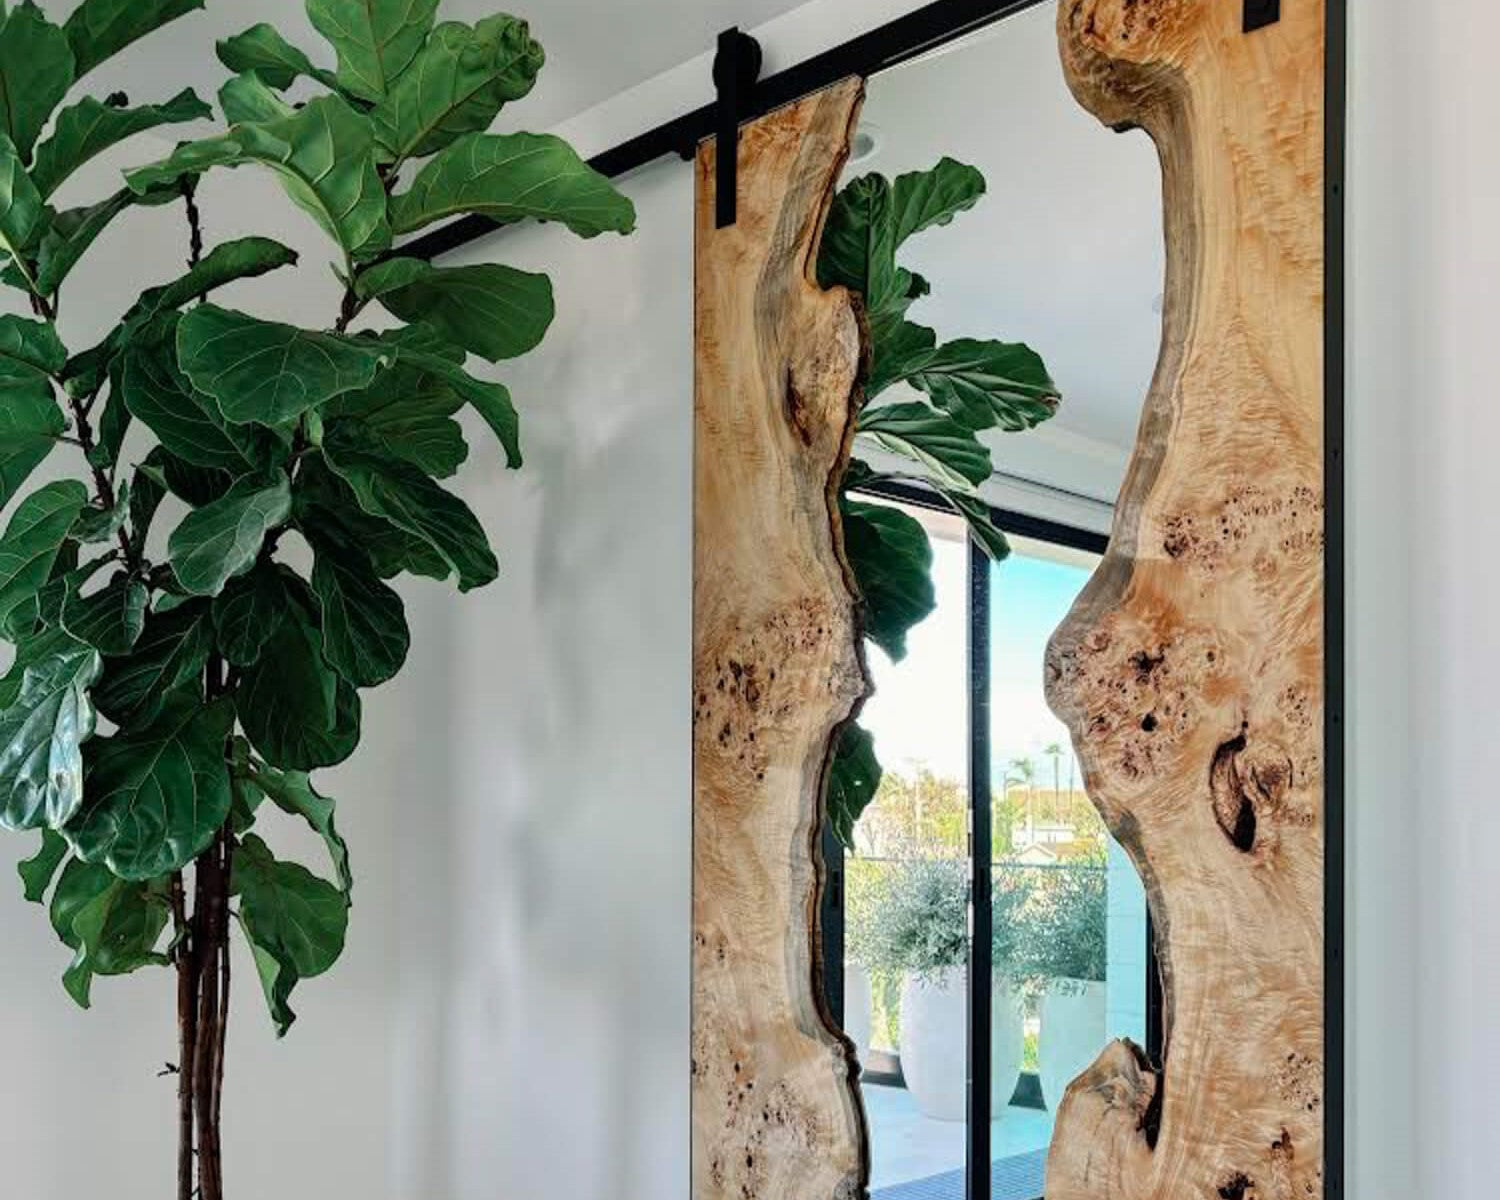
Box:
[1243, 0, 1281, 33]
[713, 28, 763, 228]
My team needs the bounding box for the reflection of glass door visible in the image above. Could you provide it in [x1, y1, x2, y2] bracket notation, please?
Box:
[824, 487, 1156, 1200]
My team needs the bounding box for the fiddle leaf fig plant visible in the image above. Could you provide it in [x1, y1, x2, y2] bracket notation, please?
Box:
[0, 3, 633, 1197]
[820, 157, 1062, 843]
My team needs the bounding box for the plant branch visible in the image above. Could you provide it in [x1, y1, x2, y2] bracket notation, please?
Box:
[182, 180, 205, 276]
[171, 870, 198, 1200]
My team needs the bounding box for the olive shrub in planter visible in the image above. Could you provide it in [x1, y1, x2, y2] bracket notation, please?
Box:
[0, 2, 632, 1197]
[853, 857, 1028, 1121]
[1014, 862, 1109, 1111]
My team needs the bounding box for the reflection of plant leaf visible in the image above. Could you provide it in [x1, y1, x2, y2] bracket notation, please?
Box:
[827, 722, 881, 850]
[898, 339, 1059, 433]
[840, 496, 933, 664]
[890, 157, 985, 245]
[857, 401, 992, 491]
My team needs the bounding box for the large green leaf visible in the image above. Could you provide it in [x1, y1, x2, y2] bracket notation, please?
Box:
[935, 486, 1012, 563]
[133, 237, 300, 323]
[68, 694, 234, 880]
[74, 236, 299, 399]
[120, 315, 274, 470]
[309, 534, 408, 687]
[241, 762, 351, 893]
[69, 484, 129, 546]
[34, 184, 180, 296]
[63, 0, 204, 78]
[323, 361, 467, 478]
[127, 96, 391, 259]
[61, 571, 148, 655]
[817, 173, 898, 313]
[0, 481, 89, 629]
[371, 331, 520, 467]
[0, 134, 46, 282]
[30, 89, 211, 199]
[49, 859, 169, 1008]
[359, 257, 554, 363]
[236, 583, 359, 770]
[293, 457, 449, 581]
[167, 472, 291, 597]
[349, 323, 519, 465]
[0, 548, 75, 645]
[0, 319, 68, 487]
[217, 72, 295, 126]
[867, 319, 937, 399]
[18, 826, 67, 902]
[0, 392, 64, 511]
[841, 496, 934, 663]
[233, 833, 348, 1035]
[857, 401, 992, 492]
[826, 721, 881, 849]
[211, 562, 287, 667]
[307, 0, 438, 101]
[177, 304, 388, 427]
[890, 157, 986, 246]
[216, 23, 336, 92]
[322, 425, 497, 591]
[372, 15, 543, 162]
[0, 314, 66, 377]
[897, 339, 1060, 433]
[0, 3, 76, 161]
[91, 599, 213, 729]
[126, 454, 167, 559]
[0, 631, 100, 831]
[390, 132, 636, 239]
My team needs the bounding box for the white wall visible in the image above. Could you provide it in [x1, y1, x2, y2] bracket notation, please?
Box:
[0, 1, 1494, 1198]
[1349, 4, 1500, 1198]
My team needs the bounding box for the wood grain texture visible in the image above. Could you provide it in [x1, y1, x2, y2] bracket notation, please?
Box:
[692, 79, 870, 1200]
[1044, 3, 1326, 1199]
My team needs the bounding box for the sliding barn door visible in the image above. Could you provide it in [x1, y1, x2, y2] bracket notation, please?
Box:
[691, 79, 869, 1200]
[1045, 2, 1334, 1197]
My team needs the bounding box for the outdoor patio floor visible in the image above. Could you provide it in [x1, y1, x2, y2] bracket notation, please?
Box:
[865, 1082, 1054, 1198]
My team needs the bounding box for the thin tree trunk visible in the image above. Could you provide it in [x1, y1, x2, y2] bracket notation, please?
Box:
[172, 872, 197, 1200]
[193, 827, 231, 1200]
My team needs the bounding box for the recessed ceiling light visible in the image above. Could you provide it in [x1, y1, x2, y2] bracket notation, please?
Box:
[850, 124, 881, 165]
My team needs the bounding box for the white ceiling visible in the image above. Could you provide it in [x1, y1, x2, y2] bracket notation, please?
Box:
[856, 1, 1164, 504]
[53, 0, 812, 130]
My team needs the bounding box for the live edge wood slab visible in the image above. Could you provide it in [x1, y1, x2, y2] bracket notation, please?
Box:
[1044, 3, 1327, 1199]
[691, 79, 870, 1200]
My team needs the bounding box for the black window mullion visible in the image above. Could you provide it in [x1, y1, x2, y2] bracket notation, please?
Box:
[967, 538, 994, 1199]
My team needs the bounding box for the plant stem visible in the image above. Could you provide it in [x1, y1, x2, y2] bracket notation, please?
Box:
[192, 654, 232, 1200]
[171, 870, 198, 1200]
[193, 830, 226, 1200]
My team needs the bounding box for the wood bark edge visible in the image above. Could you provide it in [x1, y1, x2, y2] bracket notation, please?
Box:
[1044, 3, 1327, 1198]
[691, 78, 872, 1200]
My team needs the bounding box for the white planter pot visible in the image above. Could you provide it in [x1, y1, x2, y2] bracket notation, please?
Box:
[842, 965, 873, 1059]
[898, 967, 1025, 1122]
[1038, 979, 1107, 1112]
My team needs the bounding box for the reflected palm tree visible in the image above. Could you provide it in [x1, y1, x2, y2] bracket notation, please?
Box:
[1009, 756, 1037, 846]
[1043, 742, 1063, 823]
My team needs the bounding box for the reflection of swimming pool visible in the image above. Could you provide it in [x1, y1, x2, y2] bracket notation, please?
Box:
[871, 1149, 1045, 1200]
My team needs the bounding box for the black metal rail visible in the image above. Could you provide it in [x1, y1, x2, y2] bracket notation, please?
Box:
[401, 0, 1050, 261]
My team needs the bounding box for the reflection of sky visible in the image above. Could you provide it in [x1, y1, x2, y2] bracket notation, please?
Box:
[860, 533, 1094, 785]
